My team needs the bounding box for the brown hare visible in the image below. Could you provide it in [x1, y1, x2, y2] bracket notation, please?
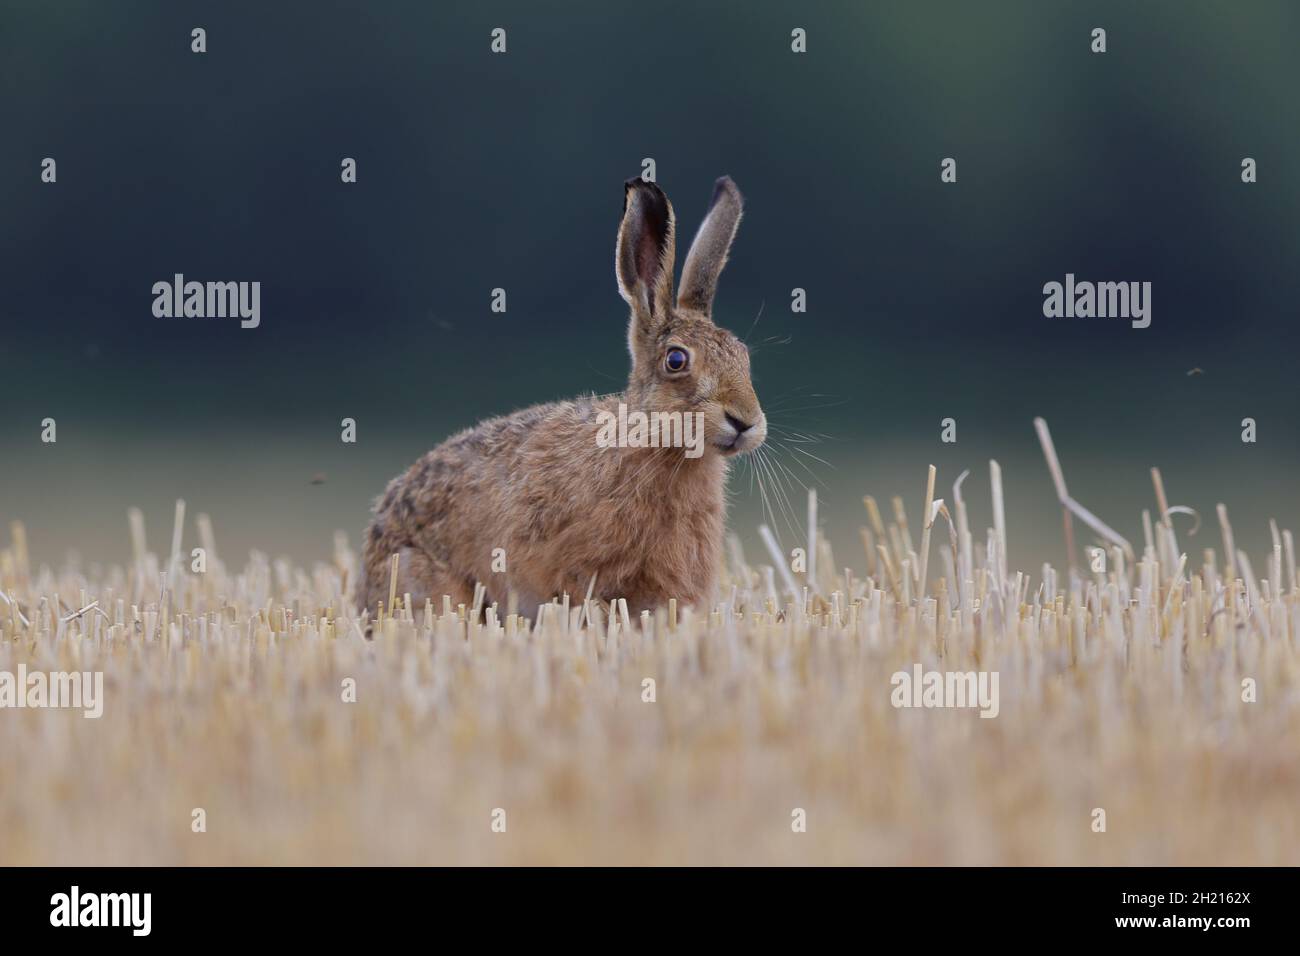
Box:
[359, 176, 766, 619]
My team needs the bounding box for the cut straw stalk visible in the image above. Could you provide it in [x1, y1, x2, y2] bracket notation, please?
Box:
[1032, 417, 1133, 565]
[863, 495, 886, 538]
[876, 545, 901, 602]
[916, 465, 937, 602]
[0, 588, 30, 628]
[1269, 520, 1283, 601]
[989, 460, 1007, 589]
[1284, 530, 1296, 597]
[1150, 468, 1177, 567]
[128, 507, 147, 571]
[892, 496, 914, 559]
[168, 498, 185, 587]
[197, 513, 217, 563]
[9, 521, 30, 583]
[1217, 504, 1237, 584]
[806, 489, 818, 593]
[388, 553, 400, 618]
[952, 470, 973, 605]
[759, 524, 799, 602]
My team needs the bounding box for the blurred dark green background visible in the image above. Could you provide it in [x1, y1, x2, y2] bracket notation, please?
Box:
[2, 0, 1298, 573]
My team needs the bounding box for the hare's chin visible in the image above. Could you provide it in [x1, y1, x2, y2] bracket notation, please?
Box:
[715, 437, 758, 457]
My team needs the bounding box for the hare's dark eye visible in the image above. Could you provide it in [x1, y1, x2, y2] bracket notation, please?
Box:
[665, 347, 689, 372]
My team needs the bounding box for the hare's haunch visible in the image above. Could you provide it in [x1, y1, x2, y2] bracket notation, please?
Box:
[360, 176, 766, 618]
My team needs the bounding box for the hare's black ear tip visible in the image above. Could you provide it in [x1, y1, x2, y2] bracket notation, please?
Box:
[623, 177, 669, 213]
[624, 176, 665, 194]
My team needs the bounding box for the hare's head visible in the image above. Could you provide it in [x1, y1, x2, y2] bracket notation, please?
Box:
[615, 176, 766, 457]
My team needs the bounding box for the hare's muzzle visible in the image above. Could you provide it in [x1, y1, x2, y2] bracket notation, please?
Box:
[719, 411, 766, 455]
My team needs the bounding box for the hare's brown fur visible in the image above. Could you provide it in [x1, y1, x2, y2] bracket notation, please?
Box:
[360, 176, 765, 618]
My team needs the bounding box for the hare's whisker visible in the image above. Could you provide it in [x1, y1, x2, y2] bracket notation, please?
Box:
[766, 446, 812, 522]
[756, 447, 801, 543]
[765, 424, 831, 443]
[752, 453, 780, 540]
[791, 445, 836, 471]
[768, 443, 816, 495]
[763, 400, 847, 415]
[741, 299, 765, 345]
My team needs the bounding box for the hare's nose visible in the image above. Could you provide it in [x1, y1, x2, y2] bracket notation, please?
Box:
[725, 413, 754, 434]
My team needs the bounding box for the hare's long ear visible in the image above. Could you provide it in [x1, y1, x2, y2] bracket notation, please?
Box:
[677, 176, 743, 317]
[616, 178, 676, 349]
